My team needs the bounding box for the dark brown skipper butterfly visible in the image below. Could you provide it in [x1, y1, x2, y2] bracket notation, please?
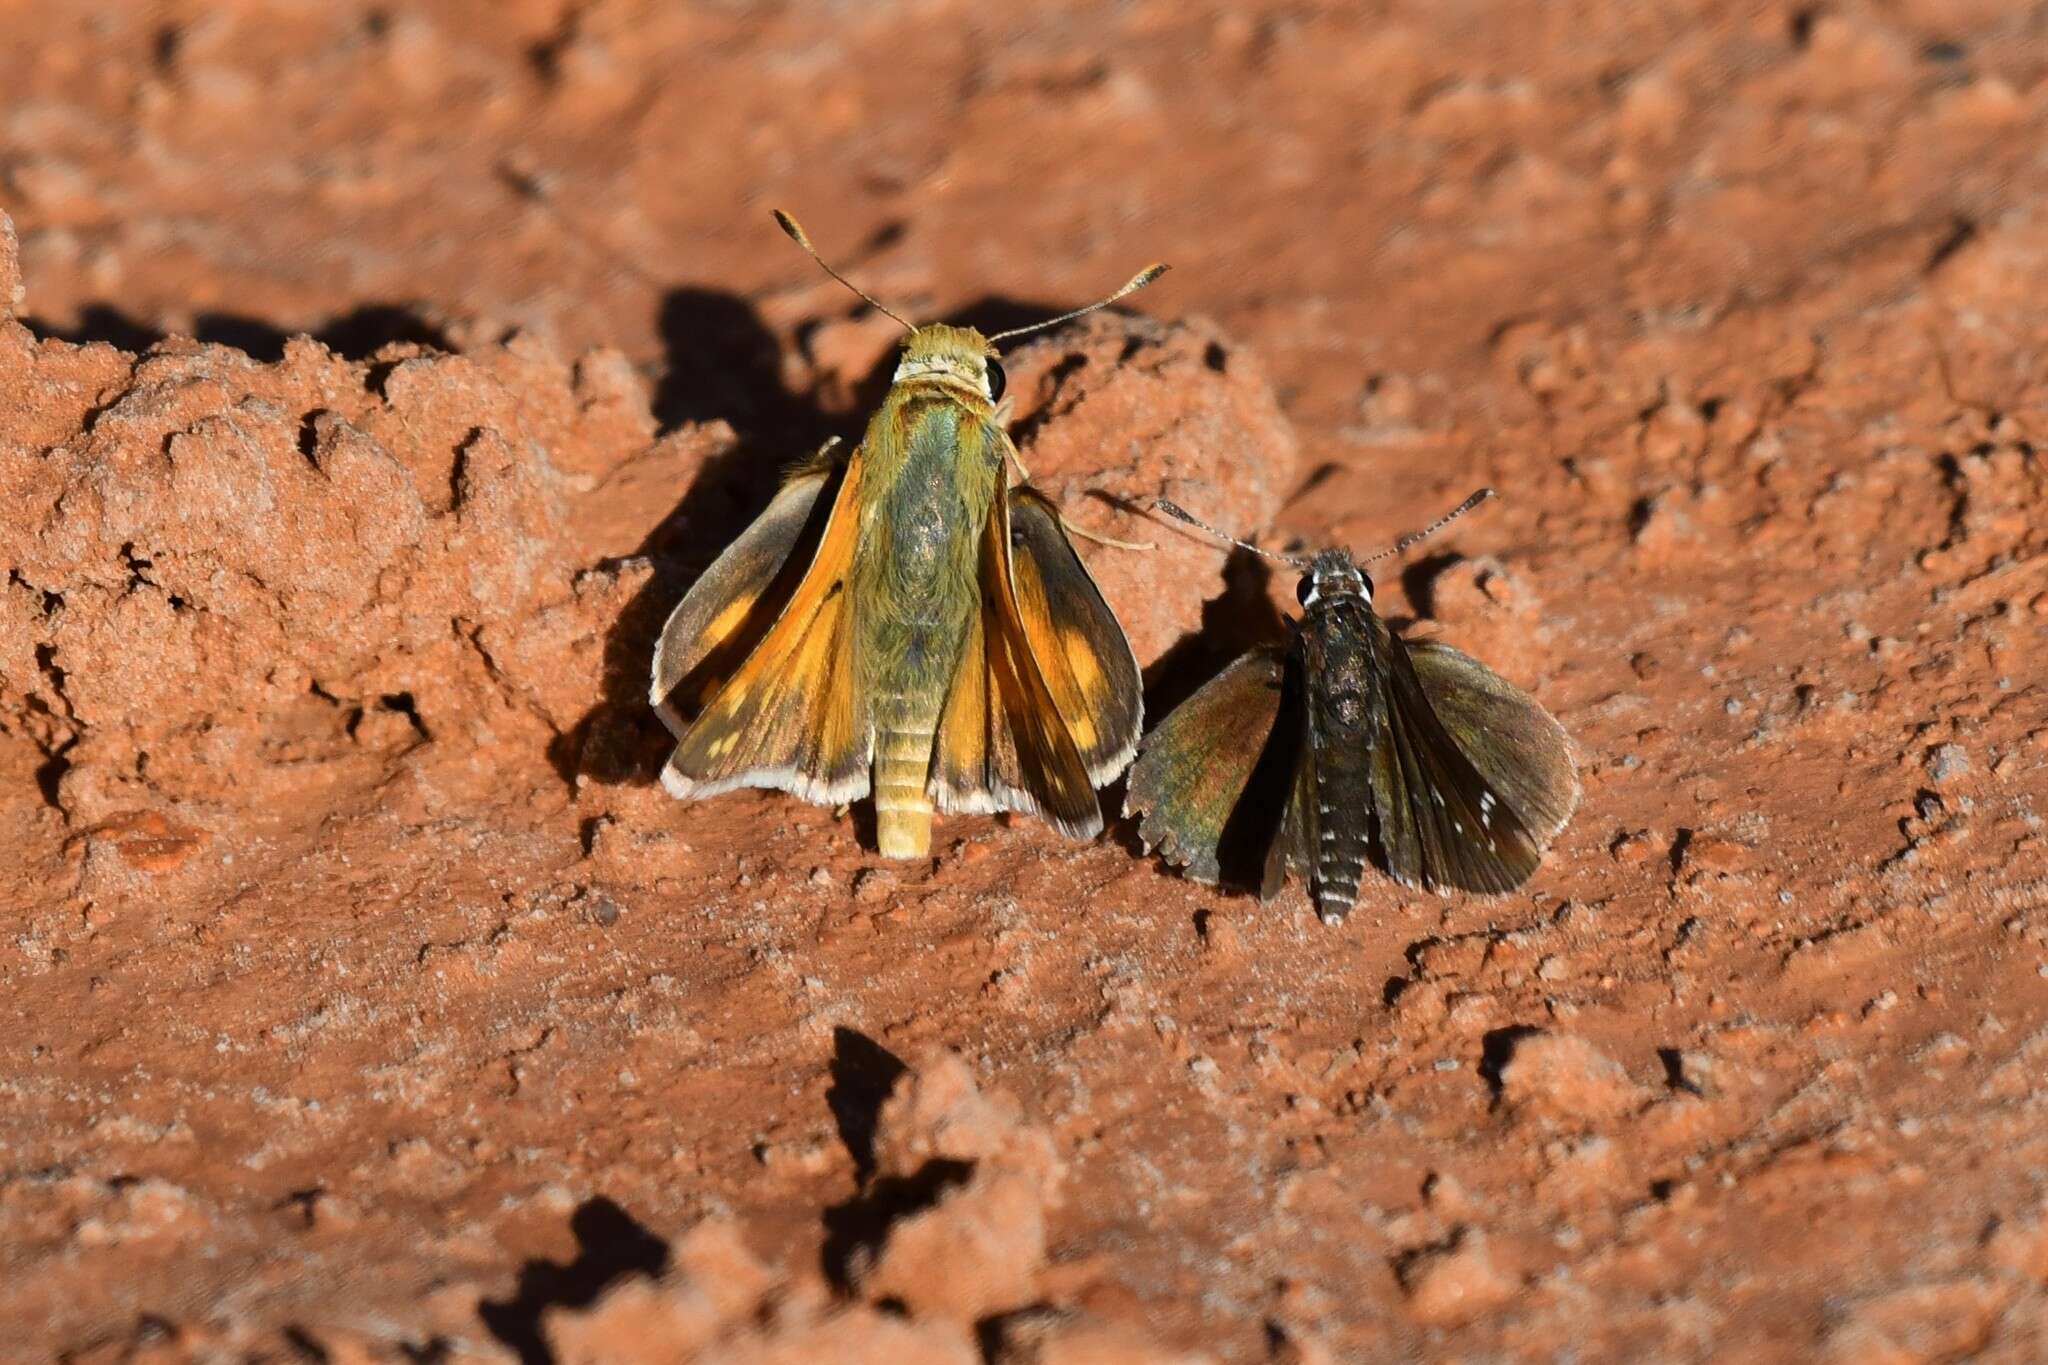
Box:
[1126, 493, 1579, 923]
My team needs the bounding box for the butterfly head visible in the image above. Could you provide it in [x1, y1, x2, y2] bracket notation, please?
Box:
[1297, 550, 1372, 610]
[894, 324, 1006, 403]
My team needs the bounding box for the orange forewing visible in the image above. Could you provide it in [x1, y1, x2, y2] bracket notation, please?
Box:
[660, 451, 870, 804]
[1001, 488, 1143, 784]
[930, 491, 1102, 836]
[651, 457, 838, 730]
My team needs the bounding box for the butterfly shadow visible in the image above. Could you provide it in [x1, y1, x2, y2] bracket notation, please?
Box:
[549, 286, 844, 787]
[816, 1026, 985, 1294]
[1397, 551, 1465, 624]
[477, 1195, 671, 1365]
[1140, 547, 1289, 721]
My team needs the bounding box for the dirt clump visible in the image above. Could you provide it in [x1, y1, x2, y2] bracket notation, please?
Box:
[842, 1050, 1064, 1321]
[1491, 1029, 1651, 1127]
[540, 1219, 984, 1365]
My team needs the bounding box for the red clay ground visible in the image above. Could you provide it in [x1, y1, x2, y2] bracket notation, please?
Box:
[4, 3, 2048, 1360]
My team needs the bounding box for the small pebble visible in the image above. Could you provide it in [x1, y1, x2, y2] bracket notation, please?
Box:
[1610, 830, 1656, 864]
[1927, 744, 1969, 783]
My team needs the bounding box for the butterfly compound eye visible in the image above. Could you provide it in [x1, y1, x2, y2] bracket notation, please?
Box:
[984, 357, 1006, 403]
[1296, 575, 1317, 606]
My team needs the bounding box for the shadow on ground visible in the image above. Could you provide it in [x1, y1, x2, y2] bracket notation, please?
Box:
[478, 1196, 671, 1365]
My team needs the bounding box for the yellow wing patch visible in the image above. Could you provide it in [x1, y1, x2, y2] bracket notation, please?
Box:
[651, 460, 838, 730]
[702, 594, 759, 654]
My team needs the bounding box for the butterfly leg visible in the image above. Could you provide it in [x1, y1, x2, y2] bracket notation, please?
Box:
[791, 434, 843, 476]
[1020, 489, 1156, 552]
[1056, 514, 1155, 552]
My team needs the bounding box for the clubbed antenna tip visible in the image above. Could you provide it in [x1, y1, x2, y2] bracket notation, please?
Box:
[770, 209, 915, 332]
[987, 263, 1171, 345]
[1361, 487, 1496, 564]
[1152, 498, 1305, 568]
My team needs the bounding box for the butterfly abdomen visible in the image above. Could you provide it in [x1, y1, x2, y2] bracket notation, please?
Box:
[1302, 601, 1379, 923]
[873, 696, 939, 857]
[1308, 755, 1373, 921]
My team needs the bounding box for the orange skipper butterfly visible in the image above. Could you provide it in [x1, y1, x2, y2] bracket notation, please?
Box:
[651, 212, 1164, 858]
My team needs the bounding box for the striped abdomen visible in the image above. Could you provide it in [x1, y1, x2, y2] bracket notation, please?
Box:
[1307, 704, 1374, 923]
[1300, 598, 1379, 922]
[873, 691, 940, 857]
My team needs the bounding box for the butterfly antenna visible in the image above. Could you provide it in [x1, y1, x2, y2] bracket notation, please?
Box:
[987, 264, 1171, 345]
[1153, 498, 1305, 567]
[1359, 488, 1496, 565]
[772, 210, 916, 332]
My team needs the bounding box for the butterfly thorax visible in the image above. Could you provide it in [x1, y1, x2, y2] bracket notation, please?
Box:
[855, 393, 1001, 626]
[1295, 552, 1378, 735]
[864, 326, 1002, 604]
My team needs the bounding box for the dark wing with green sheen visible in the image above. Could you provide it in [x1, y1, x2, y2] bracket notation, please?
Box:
[1369, 624, 1578, 894]
[1408, 641, 1578, 843]
[1125, 645, 1307, 893]
[649, 450, 837, 733]
[1003, 487, 1144, 785]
